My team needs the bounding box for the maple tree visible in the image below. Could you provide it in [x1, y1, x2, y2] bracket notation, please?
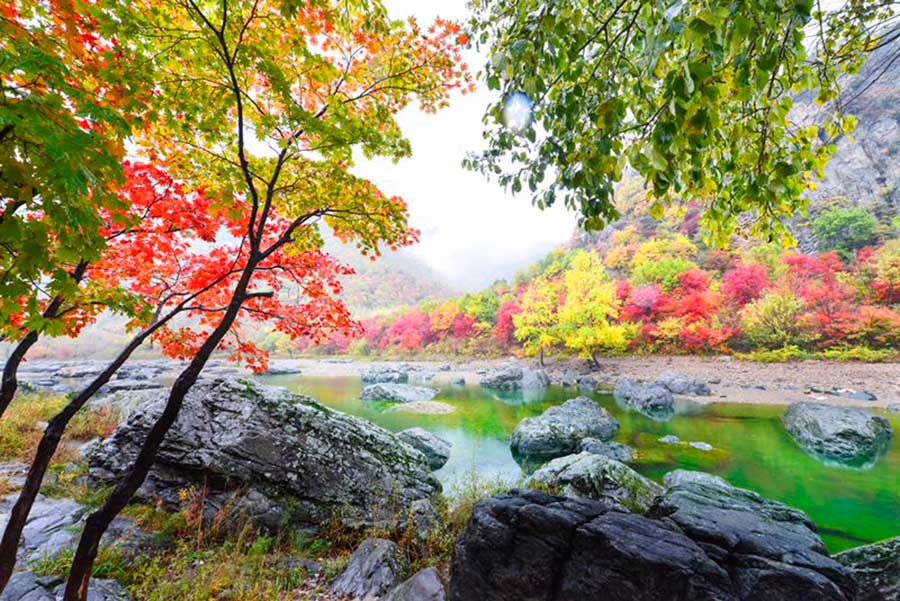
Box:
[46, 1, 469, 597]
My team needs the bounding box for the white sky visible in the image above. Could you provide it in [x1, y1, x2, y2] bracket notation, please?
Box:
[352, 0, 577, 291]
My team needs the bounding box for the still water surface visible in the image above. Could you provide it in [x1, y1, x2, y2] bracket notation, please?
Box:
[258, 374, 900, 552]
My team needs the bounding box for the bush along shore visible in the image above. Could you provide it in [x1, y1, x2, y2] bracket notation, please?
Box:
[0, 379, 897, 600]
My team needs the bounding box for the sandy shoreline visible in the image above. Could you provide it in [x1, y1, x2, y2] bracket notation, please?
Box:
[289, 355, 900, 408]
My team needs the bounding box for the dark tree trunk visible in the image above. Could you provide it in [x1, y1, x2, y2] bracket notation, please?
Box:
[589, 352, 600, 370]
[539, 347, 544, 367]
[0, 261, 88, 418]
[0, 321, 163, 594]
[62, 270, 255, 601]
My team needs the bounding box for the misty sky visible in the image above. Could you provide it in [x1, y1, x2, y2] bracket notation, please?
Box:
[353, 0, 578, 291]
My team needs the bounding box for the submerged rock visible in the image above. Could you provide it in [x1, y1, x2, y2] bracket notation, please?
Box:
[0, 571, 132, 601]
[383, 567, 445, 601]
[361, 366, 409, 384]
[398, 428, 452, 470]
[451, 486, 856, 601]
[480, 366, 549, 391]
[329, 538, 406, 600]
[659, 434, 681, 445]
[89, 379, 438, 530]
[835, 535, 900, 601]
[360, 383, 438, 403]
[613, 378, 674, 418]
[655, 371, 711, 396]
[782, 402, 892, 463]
[688, 441, 714, 451]
[526, 452, 662, 513]
[577, 438, 634, 462]
[509, 397, 618, 459]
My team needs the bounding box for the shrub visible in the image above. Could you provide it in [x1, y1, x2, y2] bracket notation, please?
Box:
[739, 290, 815, 349]
[721, 264, 771, 306]
[811, 206, 878, 260]
[631, 257, 697, 290]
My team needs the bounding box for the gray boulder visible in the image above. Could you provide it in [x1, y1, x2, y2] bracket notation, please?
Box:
[509, 397, 619, 459]
[361, 383, 438, 404]
[887, 403, 900, 414]
[835, 536, 900, 601]
[480, 366, 549, 391]
[526, 452, 663, 513]
[383, 567, 445, 601]
[655, 371, 711, 396]
[577, 438, 634, 462]
[613, 378, 674, 418]
[398, 428, 452, 470]
[663, 469, 730, 490]
[88, 379, 438, 530]
[329, 538, 406, 600]
[0, 572, 132, 601]
[361, 366, 409, 384]
[782, 402, 893, 463]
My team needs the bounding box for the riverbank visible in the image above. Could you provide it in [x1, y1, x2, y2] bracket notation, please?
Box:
[285, 355, 900, 407]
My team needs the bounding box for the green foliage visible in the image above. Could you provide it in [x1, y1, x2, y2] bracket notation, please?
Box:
[466, 0, 889, 243]
[459, 289, 500, 325]
[818, 346, 898, 362]
[735, 345, 810, 362]
[739, 290, 814, 349]
[632, 257, 698, 290]
[812, 206, 878, 260]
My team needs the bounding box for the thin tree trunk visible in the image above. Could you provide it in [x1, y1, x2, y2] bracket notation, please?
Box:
[0, 261, 88, 418]
[539, 347, 544, 367]
[62, 271, 255, 601]
[589, 352, 600, 370]
[0, 320, 165, 593]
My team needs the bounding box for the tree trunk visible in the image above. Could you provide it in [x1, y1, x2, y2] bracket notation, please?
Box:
[539, 347, 544, 367]
[0, 323, 161, 594]
[589, 352, 600, 370]
[62, 271, 255, 601]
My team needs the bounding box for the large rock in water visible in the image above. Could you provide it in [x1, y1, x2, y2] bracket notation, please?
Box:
[526, 452, 662, 513]
[360, 383, 438, 403]
[782, 402, 892, 463]
[613, 378, 674, 418]
[480, 366, 549, 391]
[450, 479, 856, 600]
[361, 366, 409, 384]
[835, 536, 900, 601]
[397, 428, 451, 470]
[88, 378, 438, 530]
[509, 397, 619, 459]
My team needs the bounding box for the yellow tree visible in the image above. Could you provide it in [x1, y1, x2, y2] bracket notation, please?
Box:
[558, 250, 632, 367]
[513, 277, 560, 366]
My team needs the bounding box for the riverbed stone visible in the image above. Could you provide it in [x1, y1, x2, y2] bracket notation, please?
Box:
[88, 378, 438, 531]
[360, 383, 438, 403]
[361, 366, 409, 384]
[0, 571, 132, 601]
[835, 535, 900, 601]
[397, 428, 451, 470]
[383, 567, 445, 601]
[782, 402, 893, 462]
[480, 366, 549, 391]
[887, 403, 900, 414]
[509, 397, 619, 459]
[577, 438, 634, 462]
[655, 371, 711, 396]
[450, 487, 856, 601]
[329, 538, 406, 600]
[613, 378, 674, 418]
[526, 452, 663, 513]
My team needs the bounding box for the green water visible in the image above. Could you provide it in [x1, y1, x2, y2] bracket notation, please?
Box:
[258, 375, 900, 552]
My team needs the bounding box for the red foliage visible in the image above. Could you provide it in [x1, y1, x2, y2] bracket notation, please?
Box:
[721, 264, 770, 307]
[492, 300, 522, 347]
[381, 309, 433, 350]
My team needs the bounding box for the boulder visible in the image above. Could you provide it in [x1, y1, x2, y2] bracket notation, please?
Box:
[361, 366, 409, 384]
[655, 371, 711, 396]
[509, 397, 619, 459]
[449, 377, 465, 386]
[526, 452, 663, 513]
[659, 434, 681, 444]
[835, 535, 900, 601]
[887, 403, 900, 414]
[88, 379, 438, 530]
[361, 383, 438, 404]
[663, 469, 730, 490]
[689, 441, 714, 451]
[613, 378, 674, 418]
[450, 487, 856, 601]
[383, 567, 445, 601]
[329, 538, 406, 600]
[480, 366, 549, 391]
[577, 438, 634, 462]
[0, 571, 132, 601]
[576, 375, 599, 392]
[782, 402, 893, 463]
[397, 428, 452, 470]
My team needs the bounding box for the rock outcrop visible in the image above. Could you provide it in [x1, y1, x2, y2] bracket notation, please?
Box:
[89, 379, 438, 530]
[613, 378, 674, 419]
[0, 572, 132, 601]
[397, 428, 452, 470]
[450, 479, 856, 601]
[835, 536, 900, 601]
[526, 452, 662, 513]
[329, 538, 406, 600]
[480, 366, 549, 391]
[509, 397, 618, 460]
[360, 383, 438, 403]
[782, 402, 892, 463]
